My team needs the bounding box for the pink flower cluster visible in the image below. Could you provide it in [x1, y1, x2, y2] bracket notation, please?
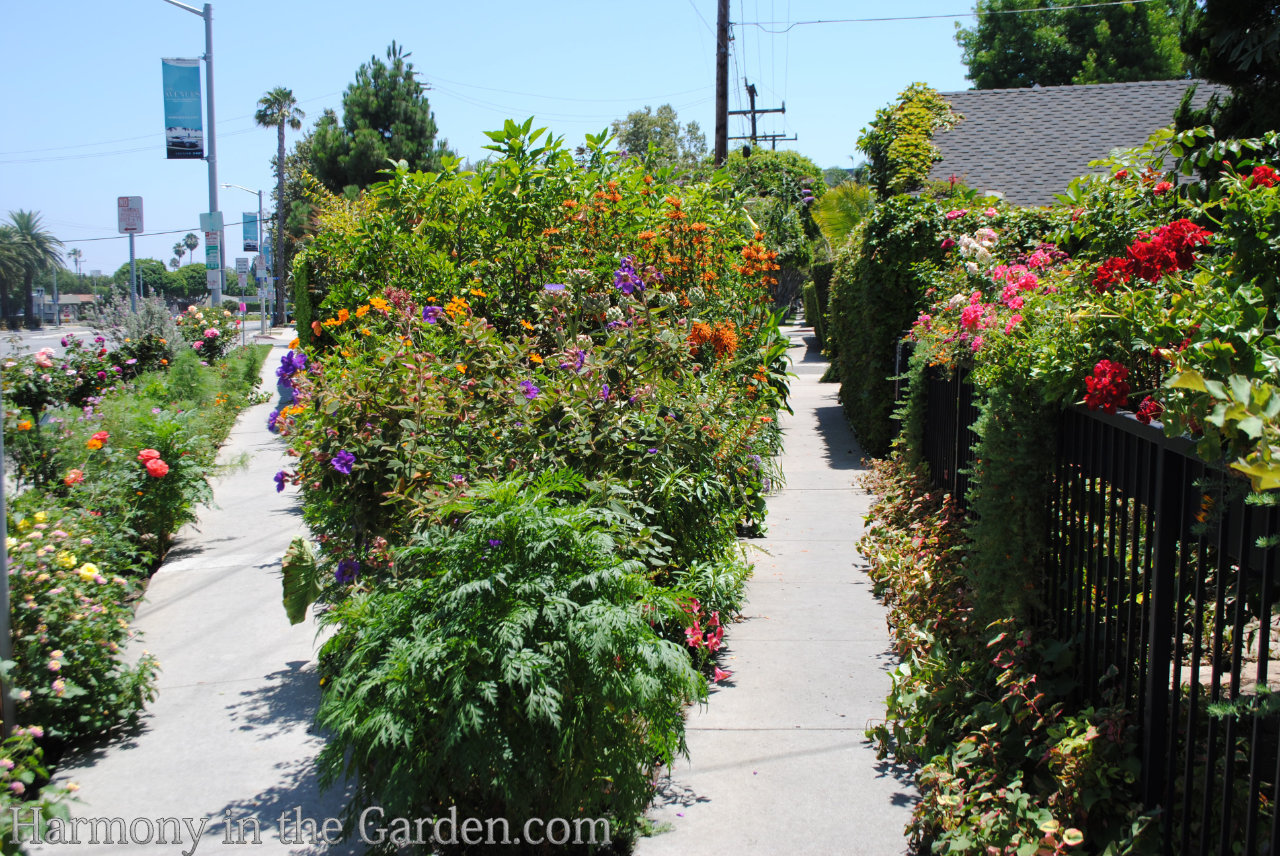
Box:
[682, 598, 725, 654]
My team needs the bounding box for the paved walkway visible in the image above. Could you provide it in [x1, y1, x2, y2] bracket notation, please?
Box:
[636, 323, 916, 855]
[37, 330, 358, 856]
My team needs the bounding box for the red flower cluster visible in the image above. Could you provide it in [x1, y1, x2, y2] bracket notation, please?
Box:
[1084, 360, 1131, 413]
[1134, 396, 1164, 425]
[1091, 219, 1213, 292]
[1249, 165, 1278, 189]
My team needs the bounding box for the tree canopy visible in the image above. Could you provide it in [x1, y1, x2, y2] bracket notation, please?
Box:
[1178, 0, 1280, 137]
[5, 210, 64, 329]
[112, 259, 172, 301]
[308, 42, 451, 196]
[609, 104, 707, 174]
[955, 0, 1186, 89]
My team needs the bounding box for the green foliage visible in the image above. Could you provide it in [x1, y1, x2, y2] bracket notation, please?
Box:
[811, 181, 875, 251]
[4, 210, 64, 330]
[859, 458, 1152, 855]
[0, 729, 75, 852]
[166, 263, 210, 300]
[110, 258, 170, 301]
[956, 0, 1186, 89]
[610, 104, 707, 176]
[857, 84, 958, 197]
[308, 42, 452, 196]
[173, 304, 241, 363]
[1178, 0, 1280, 138]
[315, 474, 705, 846]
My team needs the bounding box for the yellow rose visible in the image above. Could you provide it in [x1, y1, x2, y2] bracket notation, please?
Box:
[33, 512, 47, 525]
[54, 551, 77, 569]
[77, 563, 100, 582]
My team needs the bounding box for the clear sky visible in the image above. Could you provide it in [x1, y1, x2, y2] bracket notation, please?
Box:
[0, 1, 974, 277]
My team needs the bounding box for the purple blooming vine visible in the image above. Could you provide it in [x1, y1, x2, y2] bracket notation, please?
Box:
[332, 449, 356, 475]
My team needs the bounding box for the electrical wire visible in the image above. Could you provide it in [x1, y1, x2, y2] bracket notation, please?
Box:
[739, 0, 1159, 33]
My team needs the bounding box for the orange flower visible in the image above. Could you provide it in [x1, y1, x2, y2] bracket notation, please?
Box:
[311, 321, 324, 337]
[708, 321, 739, 359]
[541, 227, 561, 236]
[160, 358, 169, 365]
[455, 364, 467, 374]
[16, 420, 32, 432]
[638, 230, 657, 241]
[470, 289, 487, 298]
[355, 305, 370, 318]
[369, 296, 390, 312]
[520, 320, 535, 330]
[64, 468, 84, 486]
[643, 175, 654, 185]
[288, 338, 300, 349]
[337, 308, 350, 324]
[562, 200, 578, 209]
[529, 353, 544, 365]
[86, 439, 103, 450]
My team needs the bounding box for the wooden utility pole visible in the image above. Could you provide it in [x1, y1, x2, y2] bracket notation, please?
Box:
[714, 0, 729, 165]
[728, 79, 788, 149]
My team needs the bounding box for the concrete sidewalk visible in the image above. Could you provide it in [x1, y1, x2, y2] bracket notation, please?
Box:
[637, 323, 917, 855]
[37, 330, 357, 856]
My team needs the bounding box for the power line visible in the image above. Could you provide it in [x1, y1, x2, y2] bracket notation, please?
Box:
[685, 0, 714, 34]
[738, 0, 1159, 33]
[0, 128, 258, 166]
[61, 220, 252, 244]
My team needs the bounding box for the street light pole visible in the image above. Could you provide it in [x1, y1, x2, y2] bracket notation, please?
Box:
[162, 0, 222, 307]
[222, 183, 267, 328]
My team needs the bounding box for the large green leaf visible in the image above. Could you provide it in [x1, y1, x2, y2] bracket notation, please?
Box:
[281, 537, 322, 626]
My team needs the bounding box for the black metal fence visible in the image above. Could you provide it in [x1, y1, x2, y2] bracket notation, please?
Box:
[920, 369, 1280, 854]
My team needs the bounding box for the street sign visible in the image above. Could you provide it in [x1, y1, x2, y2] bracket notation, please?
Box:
[204, 231, 220, 270]
[206, 270, 220, 292]
[199, 211, 223, 233]
[235, 257, 249, 275]
[117, 197, 143, 234]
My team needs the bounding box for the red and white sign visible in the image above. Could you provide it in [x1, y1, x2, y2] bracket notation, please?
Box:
[117, 196, 144, 234]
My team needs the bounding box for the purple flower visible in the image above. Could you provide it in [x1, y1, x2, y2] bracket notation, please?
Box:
[266, 409, 279, 433]
[335, 558, 360, 583]
[276, 351, 306, 380]
[488, 539, 503, 548]
[274, 470, 287, 492]
[543, 283, 567, 293]
[96, 370, 106, 380]
[422, 305, 444, 323]
[600, 384, 611, 400]
[452, 474, 466, 484]
[613, 256, 644, 295]
[519, 379, 540, 400]
[332, 449, 356, 475]
[647, 448, 658, 454]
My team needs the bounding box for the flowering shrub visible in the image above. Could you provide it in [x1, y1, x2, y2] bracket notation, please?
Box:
[0, 729, 75, 850]
[4, 506, 157, 742]
[281, 121, 788, 838]
[174, 305, 239, 362]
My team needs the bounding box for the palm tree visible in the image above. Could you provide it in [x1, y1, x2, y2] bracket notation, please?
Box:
[255, 87, 305, 326]
[183, 232, 199, 265]
[6, 210, 64, 330]
[173, 241, 187, 266]
[812, 183, 876, 251]
[170, 257, 182, 271]
[67, 246, 83, 277]
[0, 226, 21, 327]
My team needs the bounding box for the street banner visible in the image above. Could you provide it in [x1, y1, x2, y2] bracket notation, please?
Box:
[243, 212, 259, 251]
[161, 58, 204, 160]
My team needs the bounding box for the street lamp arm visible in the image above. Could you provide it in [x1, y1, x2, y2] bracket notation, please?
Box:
[160, 0, 203, 16]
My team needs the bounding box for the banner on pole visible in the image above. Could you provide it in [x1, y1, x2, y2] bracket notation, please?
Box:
[162, 58, 204, 160]
[242, 212, 259, 252]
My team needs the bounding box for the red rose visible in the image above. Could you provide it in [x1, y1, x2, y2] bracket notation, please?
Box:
[145, 459, 170, 478]
[1153, 181, 1173, 195]
[63, 469, 85, 486]
[90, 431, 109, 443]
[137, 448, 161, 463]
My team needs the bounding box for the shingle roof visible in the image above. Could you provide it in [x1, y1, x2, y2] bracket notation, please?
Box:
[927, 80, 1227, 207]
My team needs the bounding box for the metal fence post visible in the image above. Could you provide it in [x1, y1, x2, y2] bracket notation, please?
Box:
[1141, 441, 1182, 808]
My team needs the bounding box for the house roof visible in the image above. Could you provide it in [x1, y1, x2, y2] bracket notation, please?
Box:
[927, 80, 1227, 207]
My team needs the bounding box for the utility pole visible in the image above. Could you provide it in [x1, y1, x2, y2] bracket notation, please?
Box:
[714, 0, 729, 166]
[729, 79, 787, 149]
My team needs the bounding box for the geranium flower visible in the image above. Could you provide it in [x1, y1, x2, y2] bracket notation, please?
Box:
[332, 449, 356, 475]
[137, 448, 161, 463]
[1248, 165, 1278, 189]
[1084, 360, 1131, 413]
[1135, 396, 1164, 425]
[145, 459, 170, 478]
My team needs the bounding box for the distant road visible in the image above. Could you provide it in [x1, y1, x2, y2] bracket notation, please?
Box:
[0, 325, 94, 360]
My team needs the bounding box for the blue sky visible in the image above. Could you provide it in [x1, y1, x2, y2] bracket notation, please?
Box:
[0, 1, 974, 276]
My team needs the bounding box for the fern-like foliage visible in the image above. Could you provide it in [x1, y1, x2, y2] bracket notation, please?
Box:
[315, 471, 705, 851]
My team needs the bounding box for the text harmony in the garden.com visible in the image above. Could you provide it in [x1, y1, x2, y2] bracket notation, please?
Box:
[9, 806, 612, 851]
